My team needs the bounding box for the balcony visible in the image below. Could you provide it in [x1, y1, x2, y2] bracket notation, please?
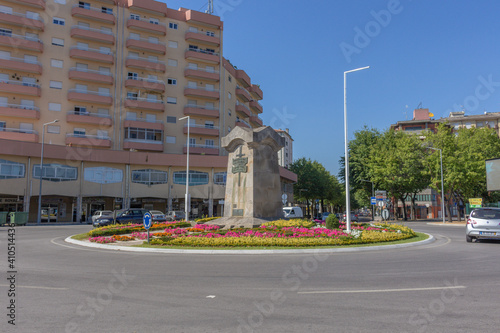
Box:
[249, 84, 263, 100]
[125, 77, 165, 92]
[66, 133, 111, 148]
[0, 33, 43, 52]
[183, 104, 219, 118]
[66, 111, 112, 126]
[235, 119, 251, 129]
[69, 46, 114, 64]
[69, 67, 113, 85]
[236, 86, 251, 102]
[235, 69, 251, 87]
[0, 127, 38, 142]
[183, 124, 219, 137]
[0, 10, 44, 31]
[67, 89, 113, 105]
[184, 86, 219, 100]
[71, 25, 115, 44]
[184, 67, 219, 81]
[124, 139, 163, 152]
[124, 118, 164, 131]
[249, 100, 263, 114]
[183, 144, 219, 155]
[127, 17, 166, 35]
[4, 0, 46, 9]
[0, 103, 39, 119]
[0, 56, 42, 74]
[235, 103, 251, 118]
[126, 37, 165, 54]
[249, 115, 263, 127]
[124, 97, 164, 112]
[0, 80, 40, 96]
[128, 0, 167, 16]
[185, 31, 220, 46]
[185, 48, 220, 64]
[185, 10, 222, 29]
[71, 4, 115, 24]
[125, 56, 165, 72]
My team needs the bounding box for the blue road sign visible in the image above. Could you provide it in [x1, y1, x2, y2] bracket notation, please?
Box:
[143, 212, 152, 230]
[371, 197, 376, 205]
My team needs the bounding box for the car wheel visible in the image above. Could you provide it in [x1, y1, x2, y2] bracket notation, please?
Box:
[466, 234, 473, 243]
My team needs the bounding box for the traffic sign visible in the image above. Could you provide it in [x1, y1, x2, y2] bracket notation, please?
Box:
[382, 209, 389, 220]
[371, 197, 376, 205]
[469, 198, 482, 208]
[143, 212, 152, 230]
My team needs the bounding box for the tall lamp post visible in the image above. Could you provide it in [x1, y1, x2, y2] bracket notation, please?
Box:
[428, 147, 445, 224]
[344, 66, 369, 232]
[179, 116, 190, 222]
[361, 179, 374, 221]
[37, 119, 59, 225]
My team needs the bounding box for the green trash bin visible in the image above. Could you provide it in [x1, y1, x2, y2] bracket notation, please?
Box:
[0, 212, 8, 226]
[9, 212, 29, 226]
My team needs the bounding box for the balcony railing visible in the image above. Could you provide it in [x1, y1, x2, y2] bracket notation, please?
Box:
[70, 67, 113, 77]
[72, 3, 114, 15]
[0, 127, 38, 135]
[0, 31, 43, 44]
[0, 103, 39, 111]
[72, 24, 114, 36]
[184, 123, 220, 130]
[68, 89, 111, 97]
[0, 9, 45, 22]
[186, 47, 219, 57]
[67, 110, 111, 118]
[125, 116, 163, 123]
[66, 133, 110, 140]
[70, 45, 113, 56]
[236, 119, 251, 128]
[128, 16, 166, 27]
[126, 55, 164, 64]
[185, 104, 218, 111]
[1, 79, 40, 88]
[126, 96, 163, 104]
[185, 66, 219, 74]
[127, 76, 164, 85]
[185, 85, 219, 93]
[184, 143, 219, 149]
[124, 138, 162, 144]
[127, 36, 165, 46]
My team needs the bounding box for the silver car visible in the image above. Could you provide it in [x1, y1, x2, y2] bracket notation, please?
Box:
[466, 208, 500, 242]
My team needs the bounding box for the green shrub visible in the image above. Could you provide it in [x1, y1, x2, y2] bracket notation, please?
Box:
[325, 214, 339, 229]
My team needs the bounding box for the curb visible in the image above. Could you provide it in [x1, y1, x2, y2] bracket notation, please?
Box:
[65, 233, 435, 255]
[426, 223, 465, 227]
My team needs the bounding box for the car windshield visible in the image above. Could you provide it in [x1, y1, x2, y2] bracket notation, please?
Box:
[472, 209, 500, 219]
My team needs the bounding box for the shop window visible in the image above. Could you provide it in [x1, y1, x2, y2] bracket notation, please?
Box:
[132, 169, 168, 185]
[0, 159, 25, 179]
[173, 171, 209, 186]
[33, 164, 77, 182]
[84, 167, 122, 184]
[213, 172, 226, 185]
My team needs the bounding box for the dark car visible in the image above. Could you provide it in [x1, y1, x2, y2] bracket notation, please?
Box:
[93, 209, 150, 228]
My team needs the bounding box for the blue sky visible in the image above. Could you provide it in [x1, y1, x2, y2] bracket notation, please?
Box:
[165, 0, 500, 176]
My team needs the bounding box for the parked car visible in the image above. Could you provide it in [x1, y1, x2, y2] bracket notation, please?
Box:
[165, 211, 186, 221]
[283, 206, 304, 218]
[91, 210, 113, 223]
[321, 212, 331, 221]
[342, 211, 359, 222]
[93, 209, 150, 227]
[150, 210, 166, 222]
[466, 208, 500, 242]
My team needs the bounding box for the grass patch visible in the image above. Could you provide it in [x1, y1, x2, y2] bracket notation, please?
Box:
[72, 232, 90, 241]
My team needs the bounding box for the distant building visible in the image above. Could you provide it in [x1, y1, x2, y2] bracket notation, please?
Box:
[444, 111, 500, 134]
[275, 128, 293, 169]
[390, 108, 442, 136]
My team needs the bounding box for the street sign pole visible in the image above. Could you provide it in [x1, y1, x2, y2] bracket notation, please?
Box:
[143, 212, 152, 244]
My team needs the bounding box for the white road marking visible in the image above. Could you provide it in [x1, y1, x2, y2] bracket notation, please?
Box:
[298, 285, 466, 294]
[206, 295, 216, 298]
[0, 284, 68, 291]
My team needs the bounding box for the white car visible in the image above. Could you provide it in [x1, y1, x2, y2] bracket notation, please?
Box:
[466, 208, 500, 242]
[150, 210, 166, 222]
[283, 206, 303, 218]
[91, 210, 113, 223]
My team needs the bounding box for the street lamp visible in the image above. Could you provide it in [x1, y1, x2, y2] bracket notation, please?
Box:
[361, 179, 374, 221]
[428, 147, 445, 224]
[37, 119, 59, 225]
[344, 66, 369, 232]
[179, 116, 190, 222]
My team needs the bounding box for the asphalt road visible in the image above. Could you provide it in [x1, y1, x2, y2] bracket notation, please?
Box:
[1, 222, 498, 333]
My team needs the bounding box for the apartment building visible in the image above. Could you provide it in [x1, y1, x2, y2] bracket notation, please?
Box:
[275, 128, 293, 169]
[0, 0, 296, 222]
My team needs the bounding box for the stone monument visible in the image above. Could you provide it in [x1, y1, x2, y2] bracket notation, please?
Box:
[215, 126, 285, 228]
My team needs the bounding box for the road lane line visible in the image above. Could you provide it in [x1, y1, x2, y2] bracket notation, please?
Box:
[0, 284, 68, 291]
[298, 285, 466, 294]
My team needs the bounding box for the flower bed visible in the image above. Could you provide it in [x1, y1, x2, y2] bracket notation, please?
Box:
[86, 220, 417, 248]
[88, 221, 191, 237]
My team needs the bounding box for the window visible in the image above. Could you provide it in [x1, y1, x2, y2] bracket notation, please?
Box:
[206, 66, 215, 73]
[75, 84, 87, 91]
[0, 51, 9, 60]
[97, 130, 108, 139]
[54, 0, 66, 4]
[228, 92, 232, 99]
[169, 22, 178, 29]
[0, 97, 7, 106]
[99, 66, 110, 74]
[102, 7, 112, 14]
[148, 55, 158, 62]
[145, 114, 156, 123]
[47, 125, 60, 134]
[25, 32, 38, 41]
[126, 112, 136, 120]
[166, 116, 176, 124]
[78, 2, 90, 9]
[130, 14, 140, 20]
[125, 128, 163, 142]
[78, 21, 90, 28]
[0, 73, 9, 82]
[189, 138, 196, 147]
[50, 81, 63, 89]
[74, 106, 87, 115]
[188, 44, 198, 51]
[0, 159, 25, 180]
[228, 126, 231, 132]
[167, 97, 177, 104]
[167, 78, 177, 85]
[127, 92, 138, 100]
[205, 139, 214, 147]
[128, 52, 139, 59]
[148, 36, 159, 44]
[149, 18, 159, 25]
[129, 33, 140, 40]
[0, 121, 5, 130]
[84, 167, 123, 184]
[206, 31, 215, 37]
[98, 87, 110, 96]
[51, 59, 63, 68]
[188, 27, 198, 33]
[73, 128, 86, 137]
[53, 17, 65, 25]
[0, 28, 12, 37]
[228, 75, 232, 82]
[24, 55, 37, 64]
[165, 136, 176, 144]
[214, 172, 227, 185]
[228, 109, 232, 116]
[187, 81, 197, 88]
[48, 103, 61, 112]
[168, 41, 178, 48]
[101, 27, 112, 34]
[128, 72, 138, 80]
[173, 171, 209, 186]
[76, 63, 88, 70]
[205, 121, 214, 128]
[132, 169, 168, 185]
[76, 42, 88, 50]
[100, 46, 111, 54]
[33, 164, 77, 182]
[168, 59, 177, 67]
[206, 84, 214, 91]
[0, 5, 13, 14]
